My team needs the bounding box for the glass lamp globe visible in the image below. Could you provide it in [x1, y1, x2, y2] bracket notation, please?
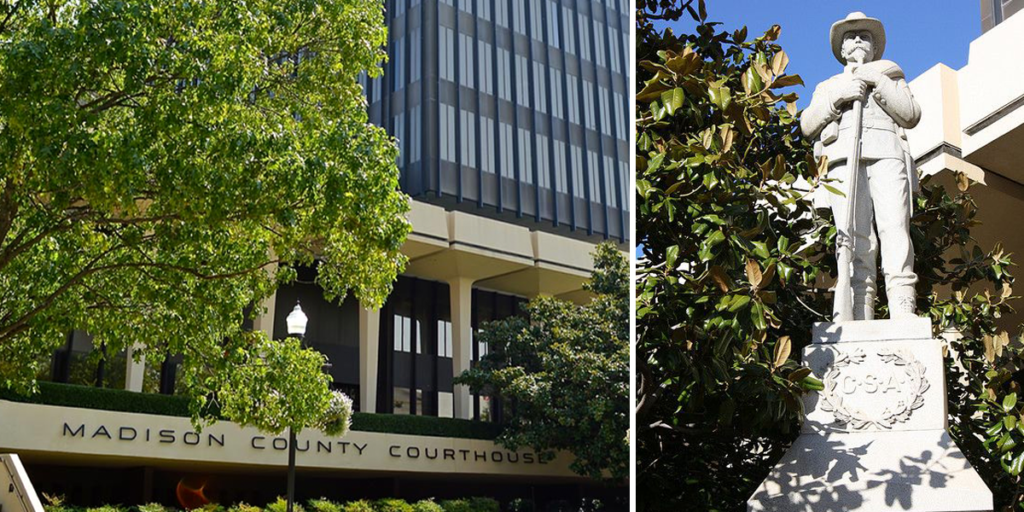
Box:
[286, 302, 308, 337]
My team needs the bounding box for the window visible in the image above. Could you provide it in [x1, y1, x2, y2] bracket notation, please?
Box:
[593, 19, 606, 67]
[536, 133, 550, 189]
[458, 0, 472, 13]
[410, 105, 422, 164]
[440, 103, 456, 163]
[530, 0, 543, 40]
[607, 23, 621, 73]
[588, 150, 600, 201]
[533, 62, 547, 114]
[571, 144, 585, 198]
[599, 86, 611, 136]
[567, 74, 580, 125]
[476, 0, 490, 20]
[551, 72, 564, 119]
[437, 319, 453, 357]
[478, 41, 493, 95]
[497, 48, 511, 100]
[614, 92, 625, 140]
[512, 1, 526, 35]
[548, 2, 561, 48]
[411, 28, 422, 83]
[495, 1, 508, 28]
[518, 128, 533, 184]
[393, 36, 405, 90]
[620, 160, 629, 211]
[583, 79, 596, 131]
[459, 33, 475, 88]
[515, 55, 530, 107]
[563, 7, 576, 55]
[439, 27, 455, 82]
[481, 116, 496, 174]
[393, 314, 414, 353]
[554, 140, 568, 193]
[604, 155, 616, 207]
[500, 122, 514, 179]
[578, 13, 591, 61]
[394, 113, 405, 168]
[460, 109, 477, 167]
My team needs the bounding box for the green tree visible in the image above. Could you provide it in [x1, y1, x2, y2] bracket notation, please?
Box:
[0, 0, 408, 434]
[636, 2, 1016, 510]
[456, 243, 629, 481]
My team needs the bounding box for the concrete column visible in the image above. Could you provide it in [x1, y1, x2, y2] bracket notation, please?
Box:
[124, 345, 146, 392]
[449, 277, 475, 419]
[359, 307, 381, 413]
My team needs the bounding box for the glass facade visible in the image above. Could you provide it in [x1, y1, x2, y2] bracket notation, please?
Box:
[375, 275, 526, 420]
[982, 0, 1024, 31]
[367, 0, 630, 242]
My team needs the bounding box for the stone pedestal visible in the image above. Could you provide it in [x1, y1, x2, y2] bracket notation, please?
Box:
[748, 318, 993, 512]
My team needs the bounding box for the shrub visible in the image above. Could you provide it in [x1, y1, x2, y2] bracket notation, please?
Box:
[139, 504, 172, 512]
[227, 504, 262, 512]
[438, 501, 470, 512]
[372, 499, 412, 512]
[465, 499, 498, 512]
[410, 500, 442, 512]
[86, 506, 128, 512]
[266, 498, 303, 512]
[306, 499, 341, 512]
[341, 501, 374, 512]
[506, 500, 534, 512]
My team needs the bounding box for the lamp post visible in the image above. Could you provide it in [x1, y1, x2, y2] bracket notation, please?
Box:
[285, 302, 308, 512]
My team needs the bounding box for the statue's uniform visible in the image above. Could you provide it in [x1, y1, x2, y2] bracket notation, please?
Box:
[801, 60, 921, 319]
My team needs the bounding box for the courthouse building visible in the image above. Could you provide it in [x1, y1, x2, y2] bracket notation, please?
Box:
[905, 0, 1024, 330]
[0, 0, 630, 508]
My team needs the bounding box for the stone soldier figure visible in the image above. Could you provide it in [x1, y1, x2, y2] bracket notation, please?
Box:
[802, 12, 921, 321]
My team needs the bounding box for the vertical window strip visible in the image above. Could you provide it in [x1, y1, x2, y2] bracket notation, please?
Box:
[440, 27, 455, 82]
[614, 92, 625, 140]
[563, 6, 575, 55]
[498, 49, 511, 100]
[548, 2, 560, 48]
[567, 74, 579, 125]
[530, 0, 543, 41]
[583, 80, 596, 131]
[476, 0, 490, 20]
[554, 140, 567, 193]
[411, 28, 422, 83]
[500, 122, 514, 179]
[518, 128, 533, 184]
[516, 55, 530, 107]
[536, 133, 550, 189]
[479, 40, 493, 95]
[599, 86, 611, 136]
[604, 155, 616, 208]
[393, 36, 405, 90]
[588, 150, 600, 201]
[411, 106, 422, 164]
[395, 113, 405, 168]
[578, 12, 590, 61]
[593, 18, 606, 67]
[551, 72, 563, 119]
[495, 1, 507, 28]
[513, 1, 526, 34]
[482, 117, 496, 173]
[460, 109, 477, 168]
[533, 62, 547, 114]
[571, 145, 584, 199]
[607, 22, 620, 74]
[460, 33, 475, 88]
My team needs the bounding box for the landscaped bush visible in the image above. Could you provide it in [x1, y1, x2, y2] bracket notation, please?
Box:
[307, 499, 341, 512]
[2, 382, 500, 440]
[371, 499, 412, 512]
[438, 501, 470, 512]
[465, 499, 497, 512]
[139, 504, 174, 512]
[340, 501, 374, 512]
[410, 500, 442, 512]
[506, 499, 534, 512]
[227, 504, 262, 512]
[265, 498, 303, 512]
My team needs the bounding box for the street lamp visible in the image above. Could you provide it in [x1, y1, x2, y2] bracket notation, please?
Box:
[285, 302, 307, 512]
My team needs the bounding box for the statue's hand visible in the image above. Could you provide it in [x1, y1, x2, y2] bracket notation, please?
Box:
[831, 76, 868, 109]
[853, 66, 887, 87]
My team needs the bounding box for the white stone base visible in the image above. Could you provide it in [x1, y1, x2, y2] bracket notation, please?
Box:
[749, 319, 993, 511]
[748, 430, 992, 512]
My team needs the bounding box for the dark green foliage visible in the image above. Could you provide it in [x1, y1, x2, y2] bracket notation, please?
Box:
[456, 244, 628, 480]
[409, 500, 443, 512]
[0, 382, 500, 440]
[306, 499, 341, 512]
[371, 500, 413, 512]
[637, 1, 1018, 511]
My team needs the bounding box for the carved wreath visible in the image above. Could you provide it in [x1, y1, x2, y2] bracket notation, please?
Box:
[819, 348, 930, 430]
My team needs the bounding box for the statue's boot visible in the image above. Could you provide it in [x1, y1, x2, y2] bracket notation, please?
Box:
[888, 285, 917, 318]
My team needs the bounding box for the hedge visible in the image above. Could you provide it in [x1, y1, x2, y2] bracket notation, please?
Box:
[42, 496, 512, 512]
[1, 382, 500, 440]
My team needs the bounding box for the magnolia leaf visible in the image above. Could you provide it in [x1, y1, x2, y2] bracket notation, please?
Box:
[773, 336, 792, 369]
[746, 258, 763, 290]
[955, 171, 970, 192]
[771, 51, 789, 76]
[770, 74, 804, 89]
[709, 265, 731, 292]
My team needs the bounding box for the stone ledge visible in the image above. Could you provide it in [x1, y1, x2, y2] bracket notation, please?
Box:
[812, 317, 933, 344]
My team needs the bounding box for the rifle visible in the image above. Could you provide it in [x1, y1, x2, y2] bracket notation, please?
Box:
[833, 95, 864, 322]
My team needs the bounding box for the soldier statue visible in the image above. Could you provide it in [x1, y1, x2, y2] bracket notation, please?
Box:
[801, 12, 922, 322]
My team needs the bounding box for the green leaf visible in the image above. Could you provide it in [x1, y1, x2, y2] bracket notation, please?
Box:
[709, 86, 733, 110]
[661, 88, 685, 115]
[1005, 393, 1018, 413]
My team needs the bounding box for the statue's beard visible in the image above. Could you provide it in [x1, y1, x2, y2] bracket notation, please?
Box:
[844, 46, 873, 63]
